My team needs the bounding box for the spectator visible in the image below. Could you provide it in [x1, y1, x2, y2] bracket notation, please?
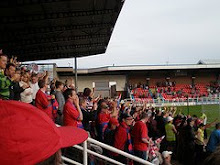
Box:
[83, 87, 94, 111]
[148, 112, 158, 140]
[97, 102, 117, 141]
[30, 73, 39, 105]
[0, 100, 88, 165]
[161, 151, 172, 165]
[55, 81, 65, 125]
[5, 63, 16, 79]
[80, 97, 97, 132]
[165, 116, 177, 153]
[155, 109, 166, 137]
[206, 122, 220, 153]
[19, 72, 33, 104]
[104, 117, 119, 146]
[0, 52, 10, 99]
[35, 79, 54, 120]
[132, 112, 151, 163]
[200, 112, 208, 139]
[183, 118, 196, 165]
[5, 63, 23, 100]
[9, 68, 27, 100]
[113, 113, 134, 164]
[195, 123, 206, 164]
[63, 88, 83, 128]
[97, 103, 111, 141]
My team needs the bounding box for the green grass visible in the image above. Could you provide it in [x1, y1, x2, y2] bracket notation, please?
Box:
[175, 104, 220, 136]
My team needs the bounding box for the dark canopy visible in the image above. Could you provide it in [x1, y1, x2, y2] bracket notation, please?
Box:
[0, 0, 124, 61]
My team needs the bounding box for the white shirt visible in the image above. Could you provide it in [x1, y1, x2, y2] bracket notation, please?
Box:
[19, 81, 33, 103]
[30, 82, 40, 99]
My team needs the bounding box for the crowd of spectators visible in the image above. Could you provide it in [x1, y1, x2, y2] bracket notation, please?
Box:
[130, 81, 220, 102]
[1, 51, 220, 165]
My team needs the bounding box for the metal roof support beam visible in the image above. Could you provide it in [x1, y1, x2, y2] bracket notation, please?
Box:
[74, 57, 78, 93]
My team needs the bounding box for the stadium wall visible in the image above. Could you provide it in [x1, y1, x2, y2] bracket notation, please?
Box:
[59, 75, 126, 93]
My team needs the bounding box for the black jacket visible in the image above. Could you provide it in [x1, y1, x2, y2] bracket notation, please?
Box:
[9, 81, 24, 100]
[81, 107, 97, 131]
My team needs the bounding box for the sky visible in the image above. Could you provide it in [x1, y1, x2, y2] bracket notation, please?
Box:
[31, 0, 220, 68]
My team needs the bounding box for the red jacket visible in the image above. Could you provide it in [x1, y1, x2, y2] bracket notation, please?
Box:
[63, 100, 80, 127]
[35, 90, 53, 120]
[113, 122, 130, 156]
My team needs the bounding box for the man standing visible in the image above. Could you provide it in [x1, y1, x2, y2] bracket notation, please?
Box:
[113, 113, 134, 164]
[206, 123, 220, 153]
[165, 116, 177, 152]
[55, 81, 65, 125]
[5, 64, 27, 100]
[63, 88, 83, 128]
[0, 51, 10, 99]
[79, 97, 97, 132]
[30, 73, 39, 105]
[132, 112, 151, 163]
[35, 79, 54, 120]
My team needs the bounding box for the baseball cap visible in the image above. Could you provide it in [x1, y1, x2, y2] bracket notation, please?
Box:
[162, 151, 172, 158]
[167, 116, 174, 122]
[0, 100, 88, 165]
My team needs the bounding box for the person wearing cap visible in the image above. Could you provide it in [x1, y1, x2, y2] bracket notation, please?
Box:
[35, 79, 54, 120]
[161, 151, 172, 165]
[63, 88, 83, 128]
[0, 100, 88, 165]
[165, 116, 177, 153]
[113, 113, 134, 164]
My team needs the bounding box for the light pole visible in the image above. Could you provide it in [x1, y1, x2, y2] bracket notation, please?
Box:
[187, 95, 189, 115]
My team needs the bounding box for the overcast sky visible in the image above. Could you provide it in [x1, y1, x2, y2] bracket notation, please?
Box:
[32, 0, 220, 68]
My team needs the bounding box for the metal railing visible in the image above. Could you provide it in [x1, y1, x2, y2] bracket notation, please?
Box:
[62, 137, 154, 165]
[132, 96, 220, 107]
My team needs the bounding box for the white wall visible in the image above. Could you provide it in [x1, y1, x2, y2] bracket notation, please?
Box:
[59, 75, 126, 92]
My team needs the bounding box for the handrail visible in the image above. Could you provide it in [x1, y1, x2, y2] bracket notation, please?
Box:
[73, 145, 124, 165]
[87, 137, 153, 165]
[61, 133, 154, 165]
[61, 156, 82, 165]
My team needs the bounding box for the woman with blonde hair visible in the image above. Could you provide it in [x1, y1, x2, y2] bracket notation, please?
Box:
[19, 72, 33, 104]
